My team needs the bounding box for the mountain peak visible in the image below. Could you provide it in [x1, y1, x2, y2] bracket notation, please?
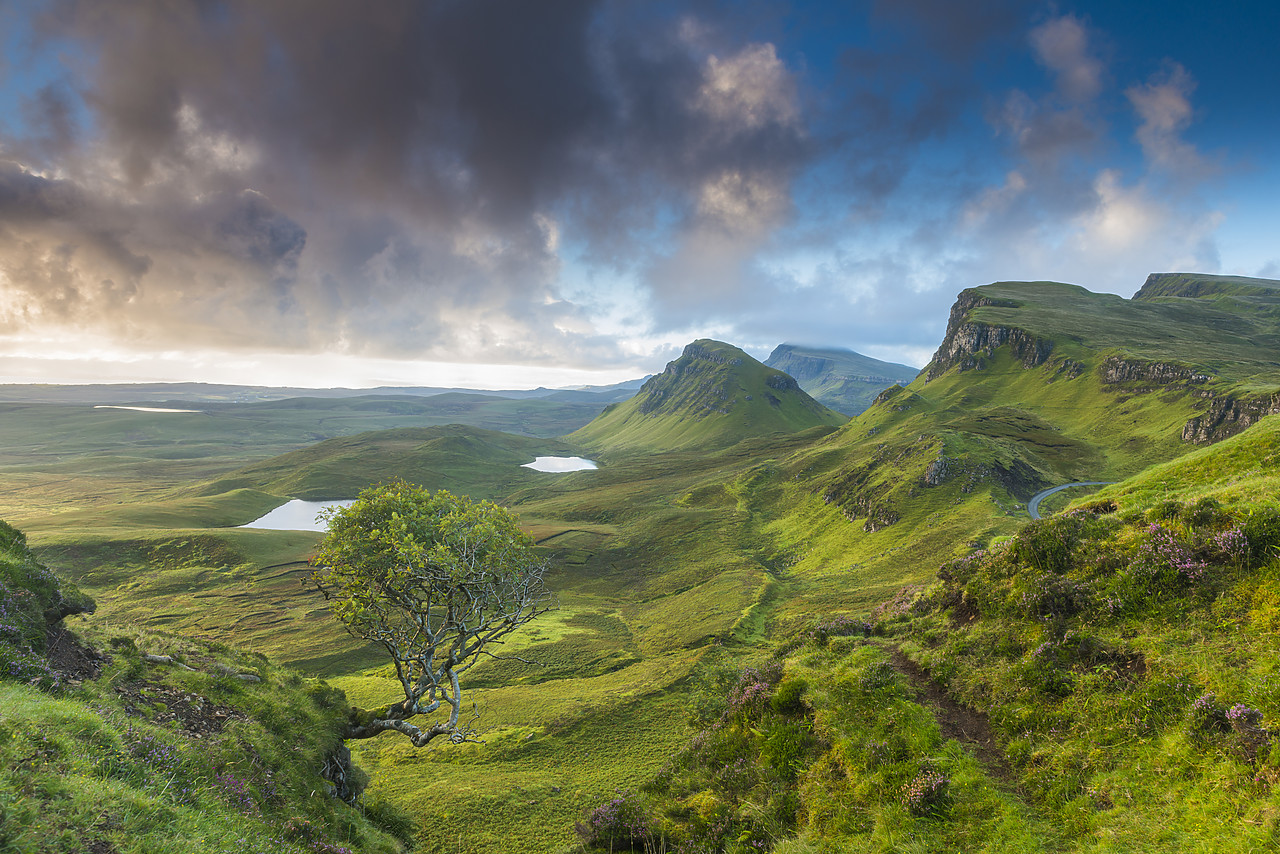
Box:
[571, 339, 846, 450]
[765, 343, 920, 415]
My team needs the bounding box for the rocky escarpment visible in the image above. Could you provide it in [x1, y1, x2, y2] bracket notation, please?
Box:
[1100, 356, 1212, 388]
[926, 289, 1052, 380]
[1182, 392, 1280, 444]
[922, 450, 1047, 502]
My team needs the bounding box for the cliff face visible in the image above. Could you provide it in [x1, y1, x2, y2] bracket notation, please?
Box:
[1099, 356, 1212, 387]
[1182, 393, 1280, 444]
[926, 290, 1052, 380]
[772, 351, 833, 384]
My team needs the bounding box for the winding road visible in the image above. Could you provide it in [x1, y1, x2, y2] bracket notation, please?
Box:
[1027, 481, 1116, 520]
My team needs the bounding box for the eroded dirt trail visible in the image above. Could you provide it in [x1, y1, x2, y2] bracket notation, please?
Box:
[884, 645, 1014, 784]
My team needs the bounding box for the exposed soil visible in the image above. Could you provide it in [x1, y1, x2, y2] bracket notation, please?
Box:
[115, 680, 247, 738]
[886, 646, 1014, 784]
[45, 624, 109, 684]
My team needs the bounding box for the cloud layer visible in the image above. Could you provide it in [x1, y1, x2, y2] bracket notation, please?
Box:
[0, 0, 1257, 382]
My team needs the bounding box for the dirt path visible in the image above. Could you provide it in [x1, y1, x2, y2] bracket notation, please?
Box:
[884, 645, 1014, 784]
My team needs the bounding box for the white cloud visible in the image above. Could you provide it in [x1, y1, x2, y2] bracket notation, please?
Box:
[696, 170, 788, 236]
[1127, 63, 1206, 173]
[1030, 16, 1103, 102]
[697, 43, 800, 135]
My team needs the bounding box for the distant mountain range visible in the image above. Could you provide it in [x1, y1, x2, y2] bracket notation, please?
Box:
[0, 345, 919, 420]
[764, 344, 919, 414]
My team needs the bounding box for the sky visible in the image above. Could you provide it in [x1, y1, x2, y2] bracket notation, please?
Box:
[0, 0, 1277, 389]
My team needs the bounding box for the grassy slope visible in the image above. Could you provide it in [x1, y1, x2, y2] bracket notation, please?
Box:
[0, 530, 406, 854]
[571, 340, 847, 451]
[764, 343, 921, 415]
[875, 416, 1280, 852]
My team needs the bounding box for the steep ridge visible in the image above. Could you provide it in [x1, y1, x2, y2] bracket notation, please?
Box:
[752, 274, 1280, 627]
[570, 339, 847, 451]
[764, 343, 920, 414]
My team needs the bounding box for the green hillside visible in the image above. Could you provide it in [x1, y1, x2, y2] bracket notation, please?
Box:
[764, 343, 920, 414]
[0, 522, 408, 854]
[570, 340, 847, 451]
[195, 423, 574, 502]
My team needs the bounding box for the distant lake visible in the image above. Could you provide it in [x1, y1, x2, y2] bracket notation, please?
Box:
[240, 499, 354, 532]
[94, 405, 202, 413]
[522, 456, 599, 472]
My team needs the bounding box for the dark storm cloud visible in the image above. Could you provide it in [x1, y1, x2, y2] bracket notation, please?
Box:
[2, 0, 828, 364]
[214, 191, 306, 280]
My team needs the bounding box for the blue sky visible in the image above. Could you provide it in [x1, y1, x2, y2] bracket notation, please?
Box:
[0, 0, 1276, 387]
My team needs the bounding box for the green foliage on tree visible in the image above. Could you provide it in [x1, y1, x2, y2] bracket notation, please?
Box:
[309, 482, 552, 747]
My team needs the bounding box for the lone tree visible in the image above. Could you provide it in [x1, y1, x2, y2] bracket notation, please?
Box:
[309, 482, 553, 747]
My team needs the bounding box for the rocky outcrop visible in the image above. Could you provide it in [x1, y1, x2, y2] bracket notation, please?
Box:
[872, 385, 904, 407]
[1054, 359, 1086, 379]
[679, 342, 744, 368]
[1182, 393, 1280, 444]
[1100, 356, 1211, 387]
[923, 453, 950, 486]
[766, 373, 799, 392]
[926, 289, 1051, 380]
[920, 450, 1046, 501]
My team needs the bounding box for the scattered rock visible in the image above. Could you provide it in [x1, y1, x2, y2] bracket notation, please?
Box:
[115, 680, 246, 737]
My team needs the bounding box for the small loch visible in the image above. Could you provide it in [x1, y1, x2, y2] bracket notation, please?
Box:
[522, 456, 599, 472]
[239, 499, 355, 532]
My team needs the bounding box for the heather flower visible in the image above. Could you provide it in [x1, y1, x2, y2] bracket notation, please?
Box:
[1188, 693, 1229, 735]
[1226, 704, 1263, 727]
[1133, 524, 1208, 586]
[807, 615, 872, 644]
[1212, 526, 1249, 564]
[212, 772, 258, 813]
[576, 790, 653, 850]
[902, 769, 950, 816]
